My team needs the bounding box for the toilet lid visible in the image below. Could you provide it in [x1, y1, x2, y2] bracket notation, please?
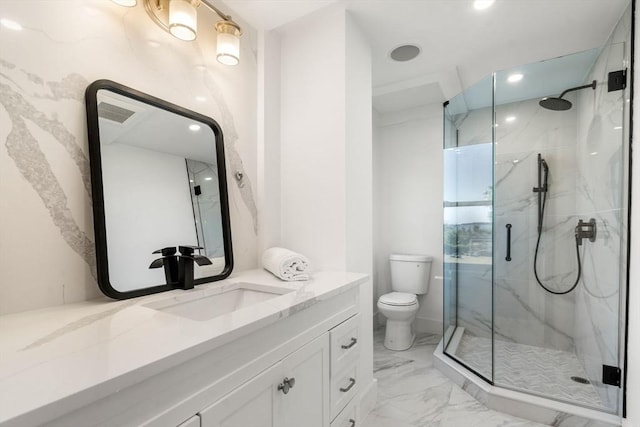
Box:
[379, 292, 418, 306]
[389, 254, 431, 262]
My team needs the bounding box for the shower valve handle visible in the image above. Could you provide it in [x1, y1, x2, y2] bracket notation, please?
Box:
[575, 218, 597, 246]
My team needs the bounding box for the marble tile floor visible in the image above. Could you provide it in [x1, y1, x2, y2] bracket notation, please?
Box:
[363, 328, 548, 427]
[455, 334, 603, 409]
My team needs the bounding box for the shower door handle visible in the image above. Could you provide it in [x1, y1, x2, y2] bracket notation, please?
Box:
[506, 224, 512, 262]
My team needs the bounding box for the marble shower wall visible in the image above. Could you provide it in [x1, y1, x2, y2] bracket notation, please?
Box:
[493, 97, 579, 352]
[0, 1, 259, 315]
[572, 4, 631, 411]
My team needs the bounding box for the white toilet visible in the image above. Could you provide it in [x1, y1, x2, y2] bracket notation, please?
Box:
[377, 254, 432, 351]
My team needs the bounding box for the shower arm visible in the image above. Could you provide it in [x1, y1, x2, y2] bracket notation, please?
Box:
[557, 80, 597, 99]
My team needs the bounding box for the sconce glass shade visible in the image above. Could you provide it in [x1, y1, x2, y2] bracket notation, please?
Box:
[169, 0, 198, 41]
[111, 0, 137, 6]
[216, 21, 241, 65]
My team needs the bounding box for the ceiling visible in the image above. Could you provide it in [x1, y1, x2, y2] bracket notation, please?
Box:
[221, 0, 630, 113]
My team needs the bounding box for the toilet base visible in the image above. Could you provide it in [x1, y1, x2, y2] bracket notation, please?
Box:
[383, 319, 415, 351]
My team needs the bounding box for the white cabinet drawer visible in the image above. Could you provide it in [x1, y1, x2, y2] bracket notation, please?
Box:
[330, 362, 359, 419]
[330, 314, 360, 375]
[330, 398, 357, 427]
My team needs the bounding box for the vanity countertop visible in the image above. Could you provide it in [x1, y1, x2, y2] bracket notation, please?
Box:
[0, 270, 368, 426]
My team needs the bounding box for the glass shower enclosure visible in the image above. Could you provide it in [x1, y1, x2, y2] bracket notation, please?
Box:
[442, 5, 631, 415]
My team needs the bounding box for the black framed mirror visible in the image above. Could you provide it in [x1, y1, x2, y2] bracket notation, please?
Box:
[85, 80, 233, 299]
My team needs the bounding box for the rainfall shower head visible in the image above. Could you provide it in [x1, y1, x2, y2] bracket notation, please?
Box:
[539, 80, 597, 111]
[539, 97, 573, 111]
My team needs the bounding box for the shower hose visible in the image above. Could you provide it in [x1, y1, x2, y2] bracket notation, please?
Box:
[533, 187, 581, 295]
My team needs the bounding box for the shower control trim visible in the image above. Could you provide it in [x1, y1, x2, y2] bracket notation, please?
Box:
[575, 218, 597, 246]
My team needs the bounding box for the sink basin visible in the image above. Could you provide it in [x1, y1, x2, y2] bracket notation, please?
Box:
[144, 282, 293, 321]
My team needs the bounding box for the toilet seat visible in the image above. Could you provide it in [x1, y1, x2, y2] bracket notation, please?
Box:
[379, 292, 417, 306]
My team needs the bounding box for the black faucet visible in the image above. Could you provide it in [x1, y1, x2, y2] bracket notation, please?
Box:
[149, 245, 212, 289]
[149, 246, 179, 286]
[177, 245, 213, 290]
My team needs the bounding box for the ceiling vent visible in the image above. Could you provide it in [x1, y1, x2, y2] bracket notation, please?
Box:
[390, 44, 421, 62]
[98, 101, 136, 124]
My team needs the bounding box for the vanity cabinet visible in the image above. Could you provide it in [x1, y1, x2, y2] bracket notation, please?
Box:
[1, 274, 366, 427]
[199, 334, 330, 427]
[197, 315, 360, 427]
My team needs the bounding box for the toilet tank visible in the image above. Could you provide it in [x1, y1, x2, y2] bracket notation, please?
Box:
[389, 254, 432, 294]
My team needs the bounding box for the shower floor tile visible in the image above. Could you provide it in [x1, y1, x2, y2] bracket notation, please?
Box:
[364, 328, 547, 427]
[455, 334, 603, 408]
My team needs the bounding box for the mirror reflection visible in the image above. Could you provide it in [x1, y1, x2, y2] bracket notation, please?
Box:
[86, 81, 232, 298]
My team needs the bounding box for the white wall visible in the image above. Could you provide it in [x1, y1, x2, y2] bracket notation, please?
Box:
[257, 30, 282, 255]
[0, 1, 258, 314]
[278, 6, 347, 270]
[373, 104, 444, 333]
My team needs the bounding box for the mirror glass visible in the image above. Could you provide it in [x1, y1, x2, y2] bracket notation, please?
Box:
[86, 80, 233, 299]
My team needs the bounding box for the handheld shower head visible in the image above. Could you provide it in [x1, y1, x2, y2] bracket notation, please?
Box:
[541, 158, 549, 189]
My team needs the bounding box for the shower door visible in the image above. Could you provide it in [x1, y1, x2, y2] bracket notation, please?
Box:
[442, 75, 495, 382]
[491, 41, 629, 413]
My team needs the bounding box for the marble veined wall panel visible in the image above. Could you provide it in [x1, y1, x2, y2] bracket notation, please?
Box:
[492, 96, 578, 351]
[0, 1, 258, 314]
[572, 4, 631, 411]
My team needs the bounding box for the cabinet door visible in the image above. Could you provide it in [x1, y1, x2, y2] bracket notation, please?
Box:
[199, 362, 282, 427]
[280, 333, 330, 427]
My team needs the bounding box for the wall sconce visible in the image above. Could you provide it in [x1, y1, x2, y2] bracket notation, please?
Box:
[134, 0, 242, 65]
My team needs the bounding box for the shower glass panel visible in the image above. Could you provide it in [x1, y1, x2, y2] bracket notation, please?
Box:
[442, 75, 494, 381]
[492, 38, 629, 412]
[442, 2, 630, 414]
[186, 159, 225, 259]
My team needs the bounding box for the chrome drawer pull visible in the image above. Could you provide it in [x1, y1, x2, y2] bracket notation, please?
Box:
[277, 377, 295, 394]
[341, 337, 357, 349]
[339, 377, 356, 393]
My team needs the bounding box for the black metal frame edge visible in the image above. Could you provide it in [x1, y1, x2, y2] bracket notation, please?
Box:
[442, 349, 494, 385]
[623, 0, 635, 418]
[84, 79, 233, 300]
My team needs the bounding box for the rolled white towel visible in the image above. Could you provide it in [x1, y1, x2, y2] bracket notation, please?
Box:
[262, 247, 311, 281]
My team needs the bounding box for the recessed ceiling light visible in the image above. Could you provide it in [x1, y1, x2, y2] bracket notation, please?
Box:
[507, 73, 523, 83]
[1, 18, 23, 31]
[390, 44, 421, 62]
[614, 126, 623, 130]
[590, 152, 598, 156]
[474, 0, 495, 10]
[204, 177, 213, 181]
[505, 116, 516, 122]
[189, 124, 201, 131]
[196, 96, 207, 102]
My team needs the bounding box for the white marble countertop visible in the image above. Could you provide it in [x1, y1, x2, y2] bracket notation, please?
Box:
[0, 269, 367, 426]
